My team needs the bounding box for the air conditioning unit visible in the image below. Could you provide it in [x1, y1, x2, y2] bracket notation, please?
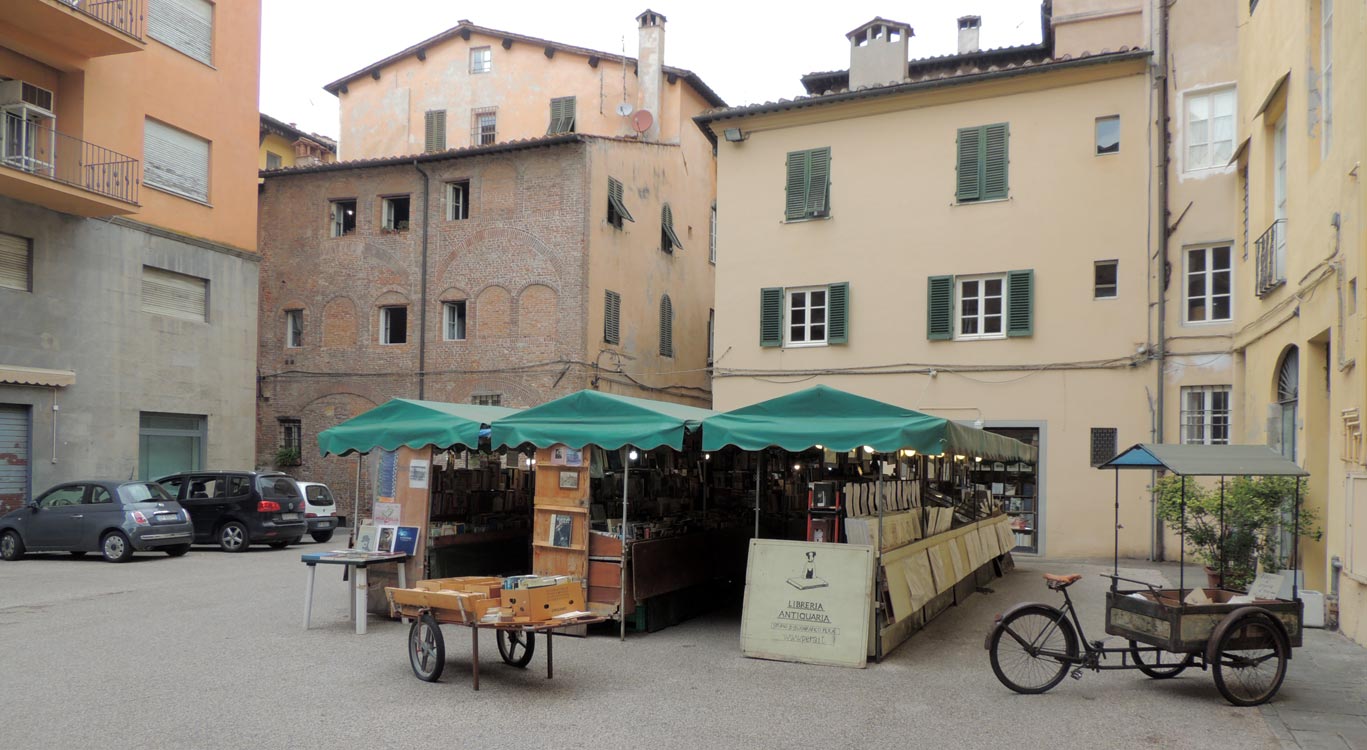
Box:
[0, 80, 55, 116]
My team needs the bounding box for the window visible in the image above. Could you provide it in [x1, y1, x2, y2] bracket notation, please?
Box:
[144, 119, 210, 202]
[1090, 428, 1118, 467]
[955, 123, 1009, 202]
[443, 301, 467, 341]
[760, 283, 849, 348]
[382, 195, 410, 231]
[142, 266, 207, 322]
[39, 485, 85, 508]
[659, 295, 674, 357]
[470, 47, 492, 74]
[604, 290, 621, 344]
[784, 147, 831, 220]
[661, 203, 683, 253]
[381, 306, 408, 344]
[956, 275, 1005, 340]
[89, 486, 114, 505]
[708, 309, 715, 365]
[1095, 116, 1120, 155]
[709, 204, 717, 264]
[425, 110, 447, 152]
[607, 177, 634, 229]
[1185, 88, 1236, 171]
[330, 199, 356, 237]
[927, 270, 1033, 340]
[1181, 386, 1231, 445]
[548, 97, 576, 134]
[279, 418, 302, 453]
[265, 151, 282, 170]
[471, 394, 501, 406]
[1185, 245, 1232, 323]
[285, 309, 303, 348]
[446, 180, 469, 220]
[148, 0, 213, 65]
[138, 412, 205, 480]
[787, 287, 826, 346]
[1094, 261, 1118, 299]
[1322, 0, 1333, 155]
[0, 232, 31, 292]
[472, 107, 497, 145]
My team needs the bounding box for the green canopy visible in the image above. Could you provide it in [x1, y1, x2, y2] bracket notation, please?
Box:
[316, 398, 519, 457]
[489, 390, 715, 451]
[701, 385, 1037, 462]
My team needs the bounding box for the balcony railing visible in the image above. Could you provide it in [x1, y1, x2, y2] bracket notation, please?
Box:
[2, 112, 140, 205]
[1255, 218, 1286, 297]
[67, 0, 145, 41]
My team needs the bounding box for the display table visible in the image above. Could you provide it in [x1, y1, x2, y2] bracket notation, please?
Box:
[301, 551, 409, 635]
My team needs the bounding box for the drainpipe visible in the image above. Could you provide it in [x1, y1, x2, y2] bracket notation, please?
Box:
[1152, 0, 1171, 561]
[414, 162, 431, 399]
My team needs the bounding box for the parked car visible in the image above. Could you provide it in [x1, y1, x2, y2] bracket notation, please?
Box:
[296, 481, 339, 543]
[156, 471, 307, 552]
[0, 481, 193, 563]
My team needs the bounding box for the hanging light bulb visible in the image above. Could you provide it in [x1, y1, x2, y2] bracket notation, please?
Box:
[815, 444, 824, 450]
[901, 449, 916, 457]
[862, 445, 875, 454]
[793, 463, 801, 471]
[954, 454, 967, 461]
[974, 456, 982, 463]
[628, 450, 639, 461]
[704, 453, 711, 460]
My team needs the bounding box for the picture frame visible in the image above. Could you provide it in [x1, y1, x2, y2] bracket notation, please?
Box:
[356, 524, 378, 553]
[375, 525, 397, 554]
[549, 513, 574, 548]
[559, 470, 580, 489]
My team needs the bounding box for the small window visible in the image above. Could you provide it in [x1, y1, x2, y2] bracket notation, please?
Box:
[787, 287, 828, 346]
[659, 295, 674, 357]
[548, 96, 576, 134]
[142, 266, 207, 322]
[279, 418, 302, 452]
[382, 195, 410, 231]
[381, 306, 408, 344]
[607, 177, 634, 229]
[1090, 428, 1118, 467]
[661, 203, 683, 253]
[1185, 88, 1236, 171]
[1185, 245, 1232, 323]
[1181, 386, 1231, 445]
[784, 148, 831, 220]
[444, 301, 467, 341]
[265, 151, 283, 170]
[285, 309, 303, 348]
[446, 180, 470, 220]
[471, 394, 501, 406]
[709, 204, 717, 264]
[330, 199, 356, 237]
[956, 274, 1006, 340]
[0, 232, 32, 292]
[604, 290, 621, 344]
[424, 110, 447, 152]
[148, 0, 213, 65]
[1094, 261, 1118, 299]
[1095, 116, 1120, 155]
[472, 107, 497, 145]
[470, 46, 492, 74]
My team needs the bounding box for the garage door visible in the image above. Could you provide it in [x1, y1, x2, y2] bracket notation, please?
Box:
[0, 405, 30, 513]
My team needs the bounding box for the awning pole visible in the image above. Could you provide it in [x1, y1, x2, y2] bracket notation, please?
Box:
[1113, 468, 1119, 589]
[621, 446, 630, 642]
[350, 453, 362, 548]
[753, 452, 762, 539]
[1292, 477, 1301, 601]
[1179, 475, 1186, 596]
[876, 456, 884, 559]
[1219, 477, 1226, 589]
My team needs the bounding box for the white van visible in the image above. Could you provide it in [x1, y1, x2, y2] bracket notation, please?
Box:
[295, 481, 338, 543]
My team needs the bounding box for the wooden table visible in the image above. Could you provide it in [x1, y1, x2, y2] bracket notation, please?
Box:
[301, 551, 409, 635]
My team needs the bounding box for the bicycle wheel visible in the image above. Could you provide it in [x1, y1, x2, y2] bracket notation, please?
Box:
[408, 613, 445, 682]
[1211, 612, 1287, 707]
[989, 605, 1079, 694]
[1129, 641, 1194, 678]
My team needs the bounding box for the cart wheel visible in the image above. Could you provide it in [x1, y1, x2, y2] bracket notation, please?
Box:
[408, 613, 445, 682]
[1128, 641, 1194, 678]
[1210, 612, 1288, 707]
[989, 605, 1079, 694]
[497, 629, 536, 668]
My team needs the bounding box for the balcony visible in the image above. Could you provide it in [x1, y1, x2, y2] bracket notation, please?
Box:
[0, 111, 140, 216]
[1255, 218, 1286, 297]
[2, 0, 145, 69]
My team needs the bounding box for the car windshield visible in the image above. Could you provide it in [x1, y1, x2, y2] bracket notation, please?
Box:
[120, 483, 174, 503]
[305, 485, 334, 505]
[257, 476, 301, 500]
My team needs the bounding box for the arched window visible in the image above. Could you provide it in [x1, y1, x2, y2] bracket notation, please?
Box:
[1275, 346, 1299, 460]
[659, 295, 674, 358]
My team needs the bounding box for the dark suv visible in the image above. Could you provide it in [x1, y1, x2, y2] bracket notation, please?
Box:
[156, 471, 308, 552]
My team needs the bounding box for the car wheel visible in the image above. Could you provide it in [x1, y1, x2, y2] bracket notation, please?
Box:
[101, 531, 134, 563]
[218, 521, 249, 553]
[311, 531, 334, 544]
[0, 530, 25, 561]
[70, 551, 87, 558]
[268, 540, 290, 550]
[165, 545, 191, 557]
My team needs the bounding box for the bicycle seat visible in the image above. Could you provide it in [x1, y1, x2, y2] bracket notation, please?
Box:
[1044, 573, 1083, 589]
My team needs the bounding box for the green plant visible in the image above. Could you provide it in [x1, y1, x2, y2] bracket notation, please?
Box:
[274, 448, 301, 467]
[1154, 474, 1321, 590]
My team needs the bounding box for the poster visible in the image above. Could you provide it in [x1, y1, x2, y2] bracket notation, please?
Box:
[549, 513, 574, 548]
[372, 501, 401, 525]
[408, 460, 430, 489]
[741, 539, 874, 668]
[375, 525, 397, 554]
[378, 450, 397, 499]
[356, 524, 378, 553]
[392, 526, 420, 556]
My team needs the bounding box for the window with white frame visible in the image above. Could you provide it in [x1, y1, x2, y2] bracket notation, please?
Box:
[1185, 87, 1236, 171]
[381, 306, 408, 344]
[787, 287, 827, 346]
[446, 180, 469, 220]
[472, 108, 497, 146]
[285, 309, 303, 348]
[1181, 385, 1231, 445]
[470, 47, 492, 74]
[382, 195, 410, 231]
[1095, 115, 1120, 155]
[957, 274, 1005, 340]
[443, 300, 467, 341]
[1094, 260, 1118, 299]
[1185, 245, 1232, 323]
[1322, 0, 1333, 155]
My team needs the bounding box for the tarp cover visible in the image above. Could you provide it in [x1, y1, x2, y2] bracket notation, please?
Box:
[489, 390, 715, 451]
[316, 399, 518, 457]
[1100, 443, 1308, 477]
[701, 385, 1037, 461]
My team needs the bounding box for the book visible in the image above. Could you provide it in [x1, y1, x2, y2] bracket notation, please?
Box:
[355, 524, 378, 553]
[375, 525, 397, 554]
[392, 526, 420, 556]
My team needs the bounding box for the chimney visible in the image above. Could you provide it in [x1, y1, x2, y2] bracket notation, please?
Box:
[846, 18, 912, 90]
[636, 9, 665, 142]
[957, 16, 981, 55]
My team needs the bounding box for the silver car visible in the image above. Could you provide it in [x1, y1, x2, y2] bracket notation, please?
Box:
[0, 481, 194, 563]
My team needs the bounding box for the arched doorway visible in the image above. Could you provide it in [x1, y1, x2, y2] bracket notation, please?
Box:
[1275, 346, 1299, 461]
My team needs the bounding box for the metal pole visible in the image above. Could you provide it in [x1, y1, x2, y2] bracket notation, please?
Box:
[350, 453, 363, 548]
[1219, 477, 1226, 589]
[753, 452, 762, 539]
[1292, 477, 1301, 601]
[876, 457, 884, 557]
[620, 447, 630, 642]
[1179, 475, 1186, 596]
[1113, 468, 1120, 589]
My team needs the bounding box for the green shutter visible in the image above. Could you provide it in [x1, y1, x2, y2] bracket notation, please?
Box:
[1006, 269, 1034, 337]
[983, 123, 1009, 200]
[548, 96, 576, 134]
[425, 110, 446, 152]
[784, 150, 810, 220]
[760, 287, 783, 347]
[826, 281, 849, 344]
[955, 127, 981, 201]
[604, 290, 620, 344]
[608, 177, 634, 223]
[927, 275, 954, 340]
[662, 202, 683, 251]
[807, 147, 831, 215]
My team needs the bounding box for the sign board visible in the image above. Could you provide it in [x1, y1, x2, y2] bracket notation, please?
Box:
[741, 539, 875, 668]
[1247, 572, 1285, 600]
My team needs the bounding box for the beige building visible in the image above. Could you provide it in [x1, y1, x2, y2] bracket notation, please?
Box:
[259, 113, 336, 172]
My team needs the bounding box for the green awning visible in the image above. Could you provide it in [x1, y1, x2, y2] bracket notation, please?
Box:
[317, 399, 519, 457]
[489, 390, 715, 451]
[1100, 443, 1308, 477]
[701, 385, 1037, 461]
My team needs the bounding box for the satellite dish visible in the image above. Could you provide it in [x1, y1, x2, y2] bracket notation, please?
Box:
[631, 109, 654, 133]
[615, 101, 634, 117]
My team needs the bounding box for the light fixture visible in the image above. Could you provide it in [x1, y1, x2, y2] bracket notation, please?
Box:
[723, 127, 747, 142]
[793, 463, 801, 471]
[628, 450, 639, 461]
[974, 456, 982, 463]
[862, 445, 875, 454]
[815, 444, 824, 450]
[954, 454, 966, 461]
[704, 453, 711, 460]
[901, 449, 916, 457]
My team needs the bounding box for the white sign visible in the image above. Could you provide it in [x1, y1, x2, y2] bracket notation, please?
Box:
[372, 501, 402, 525]
[408, 460, 430, 489]
[741, 539, 874, 669]
[1247, 572, 1285, 600]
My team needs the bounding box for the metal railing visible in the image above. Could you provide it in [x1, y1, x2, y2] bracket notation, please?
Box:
[68, 0, 145, 41]
[1, 112, 140, 204]
[1255, 218, 1286, 297]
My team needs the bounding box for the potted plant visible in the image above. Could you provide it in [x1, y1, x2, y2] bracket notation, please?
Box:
[274, 448, 302, 467]
[1154, 474, 1320, 591]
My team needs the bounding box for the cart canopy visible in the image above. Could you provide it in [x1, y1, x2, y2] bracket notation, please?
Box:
[1099, 443, 1308, 477]
[489, 389, 715, 451]
[316, 398, 518, 457]
[700, 385, 1037, 461]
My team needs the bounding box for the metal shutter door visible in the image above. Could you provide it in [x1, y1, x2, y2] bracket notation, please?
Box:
[144, 119, 210, 202]
[0, 405, 30, 514]
[0, 232, 29, 291]
[148, 0, 213, 64]
[142, 266, 207, 321]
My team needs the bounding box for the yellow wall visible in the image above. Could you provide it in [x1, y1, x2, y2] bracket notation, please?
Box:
[259, 132, 296, 171]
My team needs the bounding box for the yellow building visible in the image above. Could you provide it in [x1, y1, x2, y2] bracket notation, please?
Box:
[259, 113, 335, 172]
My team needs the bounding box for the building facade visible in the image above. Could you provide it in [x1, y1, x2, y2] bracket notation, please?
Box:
[259, 113, 336, 172]
[0, 0, 261, 510]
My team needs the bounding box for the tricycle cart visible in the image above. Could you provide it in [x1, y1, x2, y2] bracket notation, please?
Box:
[986, 444, 1307, 706]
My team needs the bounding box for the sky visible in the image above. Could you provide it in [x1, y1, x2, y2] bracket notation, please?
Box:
[261, 0, 1045, 140]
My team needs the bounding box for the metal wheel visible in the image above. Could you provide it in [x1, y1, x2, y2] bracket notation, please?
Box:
[1, 530, 25, 561]
[408, 613, 445, 682]
[497, 629, 536, 668]
[1211, 612, 1288, 707]
[1129, 641, 1194, 679]
[101, 531, 133, 563]
[989, 605, 1079, 694]
[218, 522, 248, 553]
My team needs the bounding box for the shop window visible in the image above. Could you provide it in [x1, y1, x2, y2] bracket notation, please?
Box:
[784, 147, 831, 220]
[446, 180, 470, 221]
[1095, 115, 1120, 155]
[382, 195, 410, 231]
[1180, 386, 1231, 445]
[955, 123, 1009, 202]
[138, 412, 205, 480]
[1094, 261, 1118, 299]
[330, 199, 357, 237]
[381, 306, 408, 344]
[470, 46, 491, 73]
[444, 301, 467, 341]
[285, 309, 303, 348]
[1185, 245, 1232, 323]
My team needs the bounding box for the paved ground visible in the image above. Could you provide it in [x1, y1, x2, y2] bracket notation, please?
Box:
[1, 543, 1363, 749]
